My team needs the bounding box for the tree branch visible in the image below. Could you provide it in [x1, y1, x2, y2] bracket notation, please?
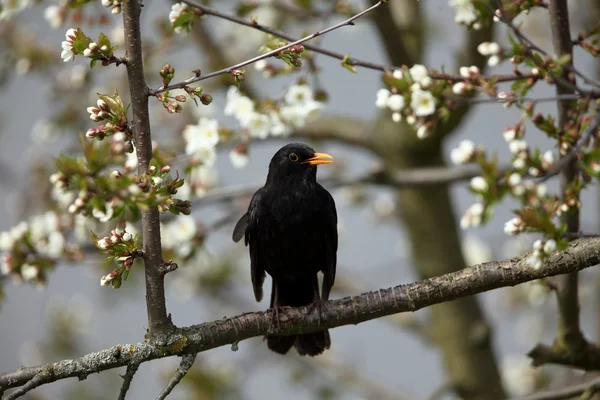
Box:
[528, 0, 588, 368]
[155, 354, 196, 400]
[2, 237, 600, 395]
[177, 0, 393, 73]
[153, 1, 386, 94]
[117, 362, 140, 400]
[122, 0, 172, 332]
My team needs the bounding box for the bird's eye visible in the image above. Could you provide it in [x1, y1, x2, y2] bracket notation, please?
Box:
[289, 153, 299, 162]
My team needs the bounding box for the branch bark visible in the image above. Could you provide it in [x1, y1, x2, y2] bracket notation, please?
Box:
[529, 0, 587, 367]
[2, 237, 600, 396]
[122, 0, 172, 332]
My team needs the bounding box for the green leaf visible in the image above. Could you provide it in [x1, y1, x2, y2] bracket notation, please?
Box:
[70, 0, 92, 8]
[103, 256, 116, 268]
[90, 58, 97, 69]
[98, 32, 112, 50]
[122, 269, 130, 282]
[341, 54, 357, 73]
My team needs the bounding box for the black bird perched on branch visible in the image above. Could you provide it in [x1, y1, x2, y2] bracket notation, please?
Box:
[232, 143, 338, 356]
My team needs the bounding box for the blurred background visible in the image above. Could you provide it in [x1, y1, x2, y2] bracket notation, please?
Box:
[1, 0, 600, 399]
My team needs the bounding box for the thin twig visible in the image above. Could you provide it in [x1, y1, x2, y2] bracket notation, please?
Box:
[117, 362, 140, 400]
[152, 1, 387, 94]
[4, 372, 52, 400]
[155, 354, 197, 400]
[538, 110, 600, 183]
[430, 72, 537, 83]
[175, 0, 392, 73]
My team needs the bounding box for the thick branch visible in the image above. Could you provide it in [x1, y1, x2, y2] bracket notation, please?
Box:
[2, 237, 600, 395]
[122, 0, 172, 332]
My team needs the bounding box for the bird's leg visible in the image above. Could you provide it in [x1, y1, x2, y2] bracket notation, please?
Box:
[305, 277, 323, 325]
[270, 281, 293, 333]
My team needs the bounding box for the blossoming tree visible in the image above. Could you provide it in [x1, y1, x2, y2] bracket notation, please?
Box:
[1, 0, 600, 399]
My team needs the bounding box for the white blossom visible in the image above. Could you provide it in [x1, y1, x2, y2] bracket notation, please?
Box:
[279, 101, 323, 128]
[410, 89, 436, 117]
[450, 140, 476, 165]
[509, 139, 528, 154]
[21, 264, 38, 281]
[501, 356, 537, 396]
[504, 217, 524, 235]
[450, 0, 478, 25]
[416, 125, 430, 139]
[488, 55, 500, 67]
[543, 239, 556, 254]
[536, 183, 547, 197]
[122, 232, 133, 242]
[392, 112, 402, 123]
[409, 64, 429, 86]
[477, 41, 501, 56]
[44, 5, 62, 29]
[224, 92, 255, 123]
[392, 69, 403, 80]
[452, 82, 468, 95]
[38, 231, 65, 258]
[92, 204, 114, 223]
[386, 94, 405, 112]
[61, 40, 74, 62]
[0, 231, 14, 251]
[541, 150, 555, 169]
[470, 176, 488, 192]
[254, 59, 267, 71]
[460, 202, 485, 229]
[269, 111, 291, 136]
[503, 127, 517, 142]
[375, 89, 391, 108]
[195, 145, 217, 167]
[183, 118, 220, 156]
[508, 173, 521, 187]
[284, 84, 314, 106]
[169, 3, 187, 24]
[242, 112, 271, 139]
[230, 149, 249, 169]
[97, 238, 109, 250]
[162, 215, 197, 257]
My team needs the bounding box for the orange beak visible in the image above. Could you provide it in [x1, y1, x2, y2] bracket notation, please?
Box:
[302, 152, 334, 165]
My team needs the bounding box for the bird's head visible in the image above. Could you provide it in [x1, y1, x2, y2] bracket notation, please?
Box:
[266, 143, 334, 183]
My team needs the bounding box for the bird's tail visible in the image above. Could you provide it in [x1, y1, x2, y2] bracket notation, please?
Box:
[266, 278, 331, 357]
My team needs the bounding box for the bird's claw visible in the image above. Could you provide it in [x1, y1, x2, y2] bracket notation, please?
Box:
[270, 306, 293, 333]
[306, 299, 324, 325]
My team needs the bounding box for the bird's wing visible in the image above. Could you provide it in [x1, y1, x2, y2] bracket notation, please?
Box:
[232, 213, 248, 243]
[321, 187, 338, 301]
[245, 188, 267, 302]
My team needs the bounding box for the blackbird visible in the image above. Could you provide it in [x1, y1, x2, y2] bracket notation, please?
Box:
[232, 143, 338, 357]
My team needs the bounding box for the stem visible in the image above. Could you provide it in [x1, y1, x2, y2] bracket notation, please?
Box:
[122, 0, 172, 332]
